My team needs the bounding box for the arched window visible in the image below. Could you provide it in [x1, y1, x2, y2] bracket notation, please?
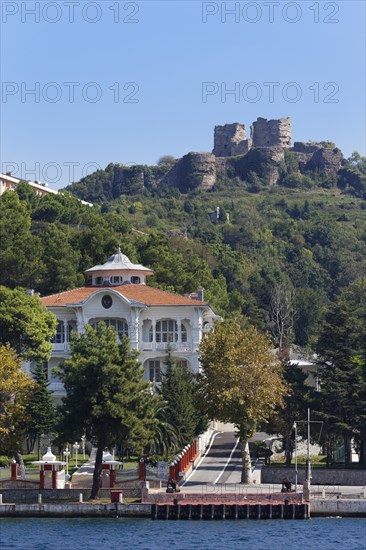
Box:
[91, 319, 129, 340]
[52, 321, 64, 343]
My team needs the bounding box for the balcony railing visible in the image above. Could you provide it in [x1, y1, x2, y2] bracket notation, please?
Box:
[141, 342, 192, 352]
[52, 341, 192, 353]
[48, 382, 66, 394]
[51, 342, 70, 352]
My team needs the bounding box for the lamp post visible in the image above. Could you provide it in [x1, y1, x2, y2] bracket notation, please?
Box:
[293, 422, 298, 493]
[73, 442, 80, 468]
[306, 408, 311, 483]
[63, 447, 70, 480]
[81, 435, 86, 460]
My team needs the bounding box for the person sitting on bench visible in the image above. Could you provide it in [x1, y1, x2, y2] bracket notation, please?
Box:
[282, 476, 292, 492]
[167, 478, 177, 492]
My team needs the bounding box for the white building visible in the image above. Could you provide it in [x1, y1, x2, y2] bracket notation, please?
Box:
[0, 172, 92, 205]
[40, 248, 219, 403]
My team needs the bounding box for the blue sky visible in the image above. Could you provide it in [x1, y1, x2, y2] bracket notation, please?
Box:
[1, 0, 365, 188]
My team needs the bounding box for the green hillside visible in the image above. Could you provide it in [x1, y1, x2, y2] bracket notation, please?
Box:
[1, 149, 365, 354]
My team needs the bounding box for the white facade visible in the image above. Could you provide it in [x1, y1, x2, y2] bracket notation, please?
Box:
[41, 249, 219, 403]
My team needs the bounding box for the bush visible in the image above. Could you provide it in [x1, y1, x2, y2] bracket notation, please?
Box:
[0, 455, 12, 467]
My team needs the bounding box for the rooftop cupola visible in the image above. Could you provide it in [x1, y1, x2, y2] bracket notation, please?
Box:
[85, 248, 154, 287]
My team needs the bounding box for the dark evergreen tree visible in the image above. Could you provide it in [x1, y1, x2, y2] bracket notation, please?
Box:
[0, 191, 43, 289]
[316, 278, 366, 466]
[158, 350, 201, 448]
[25, 363, 56, 458]
[58, 323, 158, 498]
[267, 362, 312, 466]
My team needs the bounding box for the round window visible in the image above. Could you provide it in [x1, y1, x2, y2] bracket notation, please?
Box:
[102, 295, 113, 309]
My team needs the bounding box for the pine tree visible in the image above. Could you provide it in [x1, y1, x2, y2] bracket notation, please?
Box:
[267, 362, 312, 466]
[58, 322, 157, 498]
[158, 350, 199, 449]
[316, 278, 366, 466]
[25, 363, 56, 458]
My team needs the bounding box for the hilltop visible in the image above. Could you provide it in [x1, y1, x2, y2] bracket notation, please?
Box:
[64, 117, 364, 202]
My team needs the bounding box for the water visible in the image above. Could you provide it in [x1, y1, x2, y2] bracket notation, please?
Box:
[0, 518, 365, 550]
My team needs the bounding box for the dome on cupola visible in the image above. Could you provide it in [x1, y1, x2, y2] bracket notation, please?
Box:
[85, 248, 154, 287]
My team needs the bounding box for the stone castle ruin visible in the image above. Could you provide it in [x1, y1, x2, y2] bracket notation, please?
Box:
[213, 117, 291, 157]
[160, 117, 343, 191]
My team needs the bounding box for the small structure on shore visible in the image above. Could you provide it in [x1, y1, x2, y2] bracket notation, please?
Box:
[32, 448, 66, 489]
[100, 451, 122, 489]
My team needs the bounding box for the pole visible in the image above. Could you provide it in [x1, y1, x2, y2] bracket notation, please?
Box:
[307, 408, 311, 481]
[64, 448, 70, 480]
[294, 422, 298, 493]
[81, 436, 86, 460]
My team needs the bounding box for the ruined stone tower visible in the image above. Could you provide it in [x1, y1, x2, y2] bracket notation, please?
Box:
[213, 123, 252, 157]
[251, 117, 292, 148]
[213, 117, 292, 158]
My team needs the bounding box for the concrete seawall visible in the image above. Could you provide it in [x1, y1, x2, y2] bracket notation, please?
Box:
[0, 500, 365, 518]
[261, 468, 366, 486]
[311, 499, 366, 517]
[0, 503, 151, 518]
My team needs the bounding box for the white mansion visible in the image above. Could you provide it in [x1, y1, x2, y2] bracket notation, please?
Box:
[40, 249, 219, 402]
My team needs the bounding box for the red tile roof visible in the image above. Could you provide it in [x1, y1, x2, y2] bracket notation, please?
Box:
[41, 285, 206, 307]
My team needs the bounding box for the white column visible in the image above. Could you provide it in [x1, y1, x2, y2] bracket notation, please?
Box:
[192, 309, 203, 350]
[177, 318, 182, 346]
[152, 319, 156, 350]
[63, 320, 68, 350]
[129, 309, 140, 350]
[75, 309, 84, 334]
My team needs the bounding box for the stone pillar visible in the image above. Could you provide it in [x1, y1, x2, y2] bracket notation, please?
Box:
[11, 462, 18, 481]
[40, 467, 45, 490]
[52, 469, 57, 489]
[138, 458, 146, 481]
[110, 467, 115, 488]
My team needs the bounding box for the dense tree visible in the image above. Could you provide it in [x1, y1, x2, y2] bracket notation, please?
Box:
[0, 191, 43, 288]
[0, 286, 56, 363]
[24, 363, 56, 458]
[294, 288, 327, 347]
[337, 152, 366, 198]
[316, 278, 366, 466]
[58, 323, 158, 498]
[198, 322, 286, 483]
[267, 363, 312, 466]
[0, 345, 36, 471]
[158, 351, 204, 450]
[38, 224, 82, 294]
